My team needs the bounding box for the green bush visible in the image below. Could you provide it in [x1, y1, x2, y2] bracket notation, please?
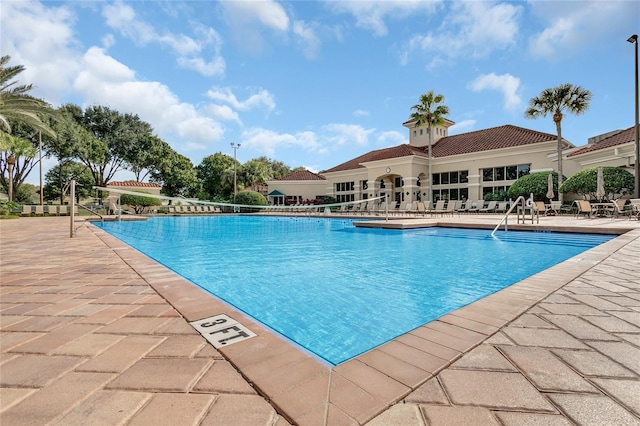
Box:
[559, 167, 634, 200]
[507, 171, 559, 201]
[0, 200, 19, 217]
[484, 189, 509, 201]
[235, 191, 267, 206]
[119, 191, 162, 214]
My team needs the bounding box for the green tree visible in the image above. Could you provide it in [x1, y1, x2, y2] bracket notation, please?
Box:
[241, 159, 271, 191]
[235, 190, 267, 206]
[150, 149, 200, 198]
[43, 161, 94, 202]
[508, 171, 560, 201]
[69, 105, 154, 197]
[410, 91, 450, 201]
[254, 156, 292, 180]
[560, 167, 634, 200]
[119, 190, 162, 214]
[0, 131, 37, 200]
[196, 152, 237, 200]
[125, 134, 168, 182]
[0, 55, 55, 137]
[525, 84, 592, 203]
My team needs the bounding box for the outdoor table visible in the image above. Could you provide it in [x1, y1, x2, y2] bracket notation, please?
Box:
[591, 202, 616, 218]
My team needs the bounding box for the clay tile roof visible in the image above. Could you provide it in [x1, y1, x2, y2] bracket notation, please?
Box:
[567, 126, 634, 157]
[322, 144, 427, 173]
[107, 181, 162, 188]
[279, 169, 326, 181]
[431, 124, 559, 157]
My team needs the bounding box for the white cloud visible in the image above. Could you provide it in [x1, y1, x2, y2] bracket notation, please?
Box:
[205, 87, 276, 113]
[0, 1, 81, 104]
[102, 1, 225, 76]
[449, 119, 477, 135]
[377, 131, 407, 146]
[353, 109, 370, 117]
[401, 1, 521, 66]
[325, 0, 440, 37]
[219, 0, 290, 54]
[293, 20, 321, 60]
[240, 123, 377, 157]
[73, 47, 225, 152]
[527, 1, 636, 60]
[322, 124, 375, 146]
[469, 73, 522, 111]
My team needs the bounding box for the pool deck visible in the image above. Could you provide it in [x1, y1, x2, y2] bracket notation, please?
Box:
[1, 214, 639, 425]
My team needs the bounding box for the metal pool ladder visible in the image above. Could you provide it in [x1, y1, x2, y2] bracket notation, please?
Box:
[491, 196, 529, 236]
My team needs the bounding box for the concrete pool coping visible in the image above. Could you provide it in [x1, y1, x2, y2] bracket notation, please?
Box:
[2, 215, 639, 425]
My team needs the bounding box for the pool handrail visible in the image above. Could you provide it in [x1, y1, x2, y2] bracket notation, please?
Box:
[491, 195, 527, 236]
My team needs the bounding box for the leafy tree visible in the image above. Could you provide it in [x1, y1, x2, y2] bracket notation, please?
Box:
[14, 183, 37, 203]
[125, 134, 168, 182]
[235, 190, 267, 206]
[43, 161, 94, 202]
[484, 189, 509, 202]
[525, 84, 591, 203]
[70, 105, 153, 193]
[410, 90, 450, 201]
[119, 190, 162, 214]
[0, 55, 55, 137]
[560, 167, 634, 200]
[254, 156, 293, 180]
[508, 171, 560, 201]
[0, 200, 18, 216]
[241, 159, 271, 191]
[150, 148, 200, 198]
[0, 131, 37, 200]
[196, 152, 237, 200]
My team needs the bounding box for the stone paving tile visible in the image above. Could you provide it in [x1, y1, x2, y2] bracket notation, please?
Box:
[591, 378, 640, 417]
[502, 327, 588, 349]
[404, 378, 449, 405]
[193, 359, 257, 394]
[8, 323, 99, 354]
[0, 372, 114, 426]
[586, 341, 640, 375]
[583, 313, 640, 333]
[551, 348, 637, 378]
[450, 344, 517, 372]
[438, 369, 556, 412]
[547, 393, 639, 426]
[105, 358, 212, 392]
[199, 394, 287, 426]
[145, 334, 205, 358]
[493, 411, 573, 426]
[541, 313, 621, 340]
[0, 388, 37, 413]
[127, 393, 215, 426]
[499, 346, 596, 393]
[0, 354, 85, 387]
[75, 335, 165, 373]
[54, 390, 151, 426]
[366, 404, 425, 426]
[421, 405, 500, 425]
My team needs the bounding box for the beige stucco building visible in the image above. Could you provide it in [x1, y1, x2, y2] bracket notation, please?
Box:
[267, 119, 616, 205]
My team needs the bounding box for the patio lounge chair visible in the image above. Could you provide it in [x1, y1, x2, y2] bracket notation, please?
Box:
[467, 200, 482, 214]
[576, 200, 595, 219]
[613, 199, 631, 218]
[431, 200, 447, 216]
[58, 205, 68, 216]
[495, 202, 508, 214]
[21, 205, 32, 216]
[479, 200, 497, 213]
[46, 205, 58, 215]
[34, 205, 44, 216]
[533, 201, 548, 216]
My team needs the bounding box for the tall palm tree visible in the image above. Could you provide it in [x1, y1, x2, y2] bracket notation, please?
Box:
[0, 55, 55, 137]
[410, 90, 449, 202]
[525, 83, 591, 203]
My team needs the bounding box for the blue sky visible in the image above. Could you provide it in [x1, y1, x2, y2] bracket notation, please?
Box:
[2, 1, 639, 185]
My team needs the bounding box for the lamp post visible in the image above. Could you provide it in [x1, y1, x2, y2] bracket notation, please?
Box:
[7, 154, 15, 202]
[628, 34, 639, 198]
[230, 142, 241, 204]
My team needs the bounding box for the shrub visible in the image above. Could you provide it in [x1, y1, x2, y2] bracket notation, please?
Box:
[235, 191, 267, 206]
[560, 167, 634, 200]
[507, 171, 559, 201]
[0, 200, 19, 217]
[119, 191, 162, 214]
[484, 189, 509, 201]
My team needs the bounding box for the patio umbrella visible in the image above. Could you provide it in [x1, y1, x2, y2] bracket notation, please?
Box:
[546, 173, 554, 200]
[596, 166, 605, 201]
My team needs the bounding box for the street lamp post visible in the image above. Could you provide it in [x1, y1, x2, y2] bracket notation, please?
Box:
[230, 142, 241, 205]
[628, 34, 639, 198]
[7, 154, 15, 202]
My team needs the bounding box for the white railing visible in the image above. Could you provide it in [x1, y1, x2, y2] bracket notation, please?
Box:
[491, 195, 527, 236]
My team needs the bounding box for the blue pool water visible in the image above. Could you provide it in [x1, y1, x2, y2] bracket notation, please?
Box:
[98, 216, 613, 365]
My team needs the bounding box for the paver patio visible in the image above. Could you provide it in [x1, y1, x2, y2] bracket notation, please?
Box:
[1, 215, 639, 425]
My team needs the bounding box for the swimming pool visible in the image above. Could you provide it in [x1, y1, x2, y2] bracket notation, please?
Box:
[98, 216, 613, 364]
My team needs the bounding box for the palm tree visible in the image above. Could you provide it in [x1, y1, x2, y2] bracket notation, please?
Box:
[0, 55, 55, 137]
[525, 83, 591, 203]
[410, 91, 450, 202]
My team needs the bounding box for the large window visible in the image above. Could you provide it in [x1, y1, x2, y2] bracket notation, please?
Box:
[433, 170, 468, 185]
[483, 164, 530, 182]
[335, 181, 354, 192]
[337, 194, 355, 202]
